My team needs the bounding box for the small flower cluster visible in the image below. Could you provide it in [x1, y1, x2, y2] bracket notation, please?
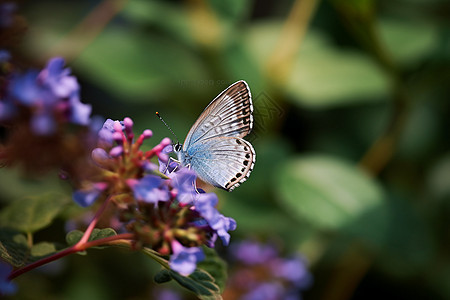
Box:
[0, 57, 95, 174]
[224, 240, 313, 300]
[74, 118, 236, 275]
[1, 57, 91, 135]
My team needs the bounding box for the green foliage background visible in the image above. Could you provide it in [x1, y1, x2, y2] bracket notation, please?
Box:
[1, 0, 450, 299]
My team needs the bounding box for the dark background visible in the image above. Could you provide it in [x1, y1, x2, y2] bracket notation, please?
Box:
[1, 0, 450, 299]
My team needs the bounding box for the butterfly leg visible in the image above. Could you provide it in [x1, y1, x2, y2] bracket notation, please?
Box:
[181, 163, 201, 193]
[162, 157, 181, 175]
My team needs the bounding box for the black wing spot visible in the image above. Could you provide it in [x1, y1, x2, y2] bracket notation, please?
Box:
[244, 146, 248, 151]
[231, 177, 237, 182]
[245, 154, 250, 159]
[241, 167, 246, 172]
[236, 173, 242, 178]
[225, 182, 230, 189]
[243, 160, 249, 166]
[236, 139, 242, 145]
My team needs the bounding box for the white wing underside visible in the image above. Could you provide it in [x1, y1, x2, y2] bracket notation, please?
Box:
[187, 137, 255, 191]
[180, 80, 256, 191]
[183, 80, 253, 147]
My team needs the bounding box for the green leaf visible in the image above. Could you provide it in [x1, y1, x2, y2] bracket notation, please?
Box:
[0, 229, 58, 267]
[287, 31, 389, 107]
[0, 229, 30, 267]
[375, 195, 435, 278]
[30, 242, 57, 258]
[209, 0, 252, 22]
[121, 0, 193, 46]
[276, 155, 385, 230]
[244, 23, 389, 107]
[0, 168, 66, 201]
[379, 18, 439, 66]
[154, 268, 222, 300]
[197, 246, 227, 292]
[74, 25, 208, 102]
[65, 230, 84, 246]
[66, 228, 117, 248]
[154, 269, 173, 283]
[143, 247, 223, 300]
[0, 193, 69, 233]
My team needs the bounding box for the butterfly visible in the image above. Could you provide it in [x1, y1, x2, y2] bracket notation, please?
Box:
[174, 80, 256, 192]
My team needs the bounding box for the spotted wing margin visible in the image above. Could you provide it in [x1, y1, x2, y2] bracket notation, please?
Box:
[189, 137, 256, 191]
[183, 80, 253, 150]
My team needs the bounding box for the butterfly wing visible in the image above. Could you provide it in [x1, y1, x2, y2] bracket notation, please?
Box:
[183, 80, 253, 150]
[184, 136, 256, 191]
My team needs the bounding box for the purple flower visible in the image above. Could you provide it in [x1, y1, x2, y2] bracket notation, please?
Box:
[0, 50, 11, 63]
[0, 261, 17, 296]
[159, 144, 178, 175]
[0, 98, 16, 121]
[132, 175, 170, 204]
[39, 58, 79, 98]
[8, 57, 91, 135]
[153, 289, 182, 300]
[97, 119, 119, 148]
[195, 193, 236, 246]
[242, 282, 283, 300]
[231, 240, 278, 265]
[271, 256, 313, 289]
[169, 240, 205, 276]
[31, 112, 56, 135]
[226, 240, 313, 300]
[91, 148, 112, 168]
[171, 168, 197, 205]
[73, 183, 107, 207]
[0, 2, 16, 27]
[70, 96, 92, 125]
[10, 70, 41, 106]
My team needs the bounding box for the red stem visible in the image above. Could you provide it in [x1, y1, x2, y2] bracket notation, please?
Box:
[7, 196, 133, 281]
[78, 195, 112, 244]
[8, 233, 135, 280]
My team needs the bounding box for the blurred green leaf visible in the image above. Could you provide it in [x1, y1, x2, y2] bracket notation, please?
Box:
[376, 196, 436, 278]
[66, 228, 117, 248]
[0, 168, 66, 203]
[426, 153, 450, 200]
[122, 0, 193, 46]
[0, 229, 30, 267]
[197, 246, 227, 292]
[0, 230, 58, 267]
[66, 230, 84, 246]
[154, 268, 222, 300]
[74, 26, 208, 102]
[244, 23, 389, 107]
[379, 18, 439, 66]
[287, 31, 389, 107]
[276, 155, 384, 230]
[30, 242, 57, 257]
[209, 0, 252, 22]
[0, 193, 69, 233]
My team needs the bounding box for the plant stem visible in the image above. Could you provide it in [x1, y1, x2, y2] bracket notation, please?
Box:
[266, 0, 320, 85]
[40, 0, 130, 63]
[78, 195, 112, 245]
[8, 233, 135, 281]
[8, 196, 127, 281]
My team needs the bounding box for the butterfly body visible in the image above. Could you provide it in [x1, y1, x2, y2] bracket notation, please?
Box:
[176, 80, 255, 192]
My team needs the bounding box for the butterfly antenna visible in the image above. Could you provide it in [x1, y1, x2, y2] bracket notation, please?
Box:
[156, 112, 180, 145]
